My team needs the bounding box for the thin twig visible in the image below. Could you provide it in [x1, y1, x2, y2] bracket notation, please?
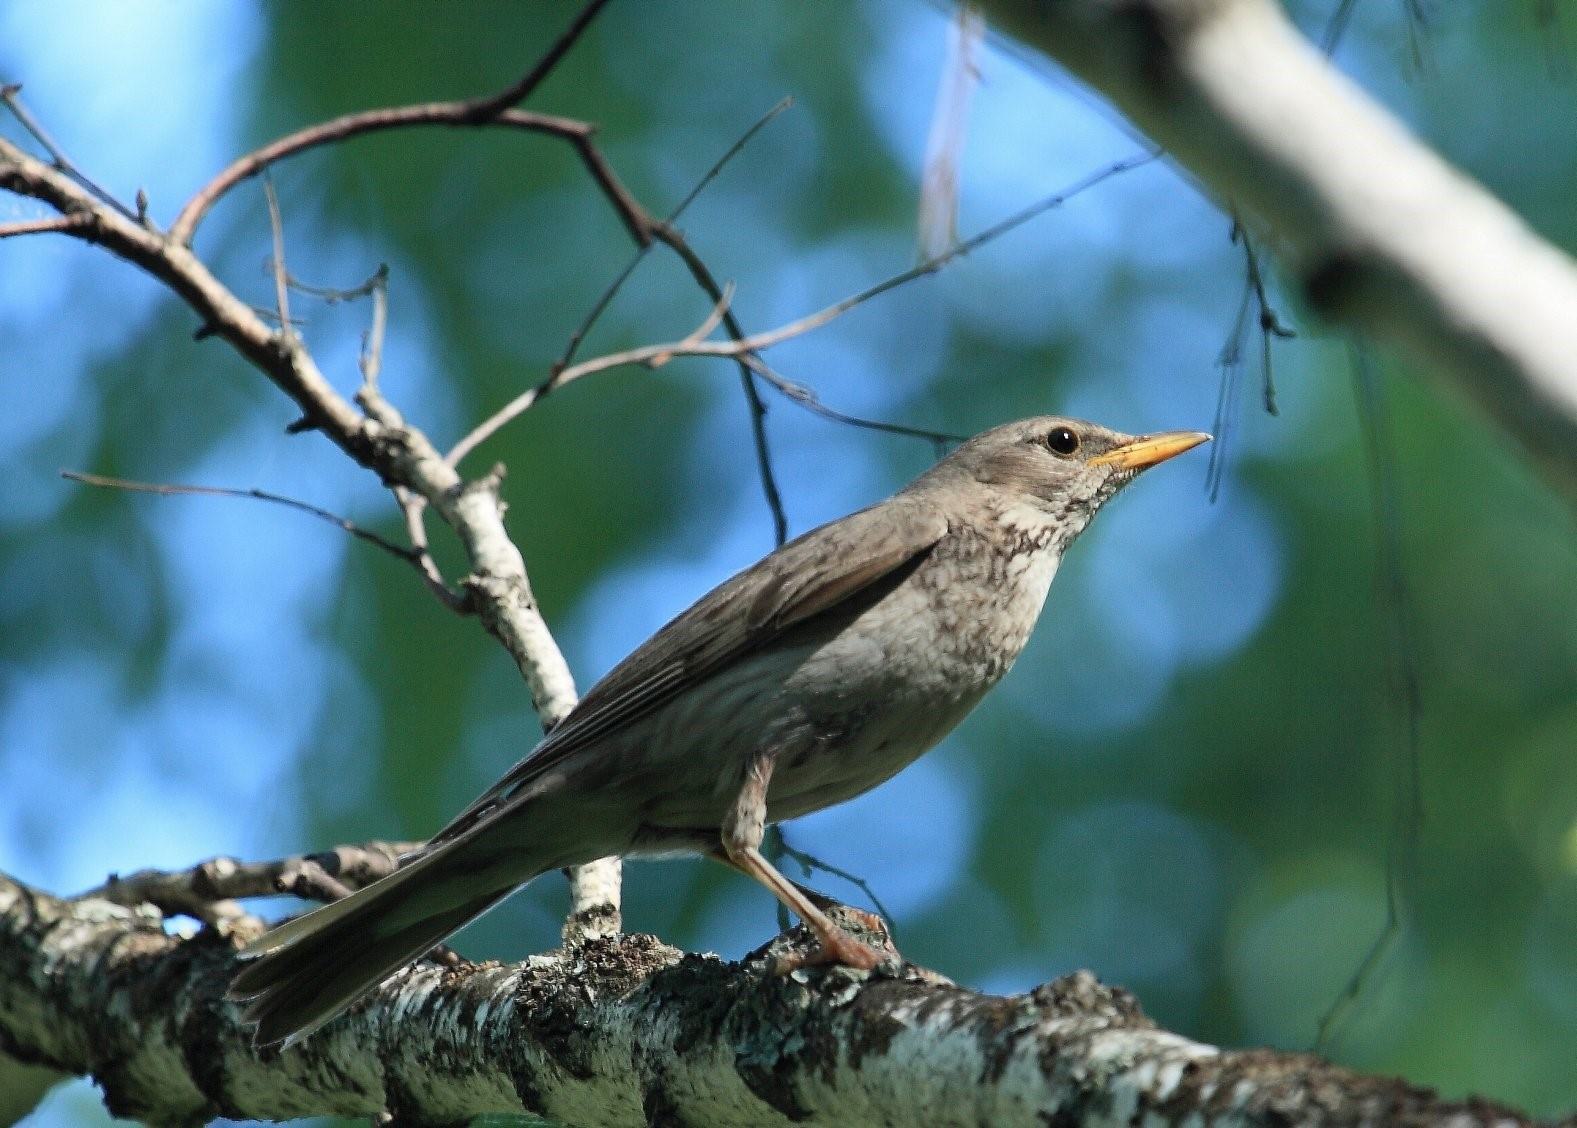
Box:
[283, 261, 389, 305]
[1206, 220, 1294, 500]
[1320, 0, 1361, 55]
[168, 2, 622, 245]
[771, 828, 899, 940]
[358, 265, 390, 389]
[448, 287, 955, 468]
[453, 153, 1152, 469]
[339, 269, 462, 608]
[1316, 345, 1424, 1053]
[81, 842, 421, 927]
[647, 281, 736, 367]
[918, 3, 984, 259]
[1205, 328, 1241, 504]
[558, 96, 793, 373]
[0, 82, 136, 220]
[0, 212, 88, 238]
[1240, 229, 1295, 416]
[740, 353, 961, 444]
[728, 150, 1160, 355]
[169, 108, 648, 247]
[63, 471, 418, 569]
[649, 223, 788, 543]
[261, 175, 292, 340]
[466, 0, 615, 117]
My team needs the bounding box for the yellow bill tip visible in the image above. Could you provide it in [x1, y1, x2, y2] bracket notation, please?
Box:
[1088, 430, 1212, 470]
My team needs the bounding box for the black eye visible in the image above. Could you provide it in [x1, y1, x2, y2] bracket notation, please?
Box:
[1046, 426, 1080, 456]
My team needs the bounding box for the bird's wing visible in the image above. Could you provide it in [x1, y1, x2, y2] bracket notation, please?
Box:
[428, 499, 948, 845]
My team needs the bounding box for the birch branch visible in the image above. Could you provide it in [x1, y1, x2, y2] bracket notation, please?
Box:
[0, 871, 1543, 1128]
[977, 0, 1577, 500]
[0, 116, 621, 934]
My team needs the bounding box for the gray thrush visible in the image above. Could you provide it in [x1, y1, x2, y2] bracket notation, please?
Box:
[230, 415, 1209, 1046]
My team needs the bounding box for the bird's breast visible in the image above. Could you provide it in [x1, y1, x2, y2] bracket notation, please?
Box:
[761, 532, 1063, 814]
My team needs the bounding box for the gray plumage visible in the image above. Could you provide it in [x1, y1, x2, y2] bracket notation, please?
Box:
[229, 415, 1208, 1047]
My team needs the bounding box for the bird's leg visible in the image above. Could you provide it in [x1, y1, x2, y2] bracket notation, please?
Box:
[708, 851, 889, 939]
[721, 752, 885, 973]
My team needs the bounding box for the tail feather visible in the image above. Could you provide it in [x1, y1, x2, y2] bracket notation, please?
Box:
[229, 841, 518, 1048]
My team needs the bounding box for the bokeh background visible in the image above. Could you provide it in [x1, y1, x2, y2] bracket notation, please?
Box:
[3, 0, 1576, 1121]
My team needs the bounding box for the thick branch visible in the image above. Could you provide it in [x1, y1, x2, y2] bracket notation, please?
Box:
[978, 0, 1577, 500]
[0, 871, 1540, 1128]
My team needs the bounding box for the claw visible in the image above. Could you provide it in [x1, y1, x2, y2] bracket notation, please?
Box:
[772, 927, 886, 975]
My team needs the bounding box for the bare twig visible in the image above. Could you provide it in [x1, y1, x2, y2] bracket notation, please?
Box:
[453, 154, 1152, 468]
[466, 0, 615, 117]
[170, 108, 646, 248]
[741, 352, 962, 445]
[734, 150, 1160, 355]
[282, 261, 389, 306]
[0, 212, 88, 238]
[918, 3, 984, 259]
[645, 221, 789, 542]
[1241, 228, 1294, 416]
[1206, 221, 1294, 500]
[769, 827, 899, 940]
[169, 4, 626, 246]
[0, 82, 136, 219]
[357, 265, 390, 389]
[558, 96, 794, 373]
[1316, 345, 1424, 1053]
[260, 175, 292, 339]
[449, 290, 954, 468]
[59, 471, 466, 596]
[1320, 0, 1361, 55]
[80, 842, 420, 928]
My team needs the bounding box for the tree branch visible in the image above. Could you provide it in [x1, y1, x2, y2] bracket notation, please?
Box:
[976, 0, 1577, 500]
[0, 870, 1542, 1128]
[1, 111, 619, 934]
[77, 842, 421, 929]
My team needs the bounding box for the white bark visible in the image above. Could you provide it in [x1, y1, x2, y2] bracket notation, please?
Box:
[0, 873, 1537, 1127]
[978, 0, 1577, 499]
[0, 132, 621, 938]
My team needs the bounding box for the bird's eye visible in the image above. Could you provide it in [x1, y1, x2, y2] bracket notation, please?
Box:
[1045, 427, 1080, 456]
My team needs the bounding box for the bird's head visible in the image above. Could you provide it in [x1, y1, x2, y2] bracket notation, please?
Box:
[917, 416, 1211, 549]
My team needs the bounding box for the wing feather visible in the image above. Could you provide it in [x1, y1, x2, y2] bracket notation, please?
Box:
[429, 500, 947, 845]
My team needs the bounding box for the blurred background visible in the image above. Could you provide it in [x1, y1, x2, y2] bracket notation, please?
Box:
[2, 0, 1575, 1121]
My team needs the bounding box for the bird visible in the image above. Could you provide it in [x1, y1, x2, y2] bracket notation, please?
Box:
[229, 415, 1209, 1047]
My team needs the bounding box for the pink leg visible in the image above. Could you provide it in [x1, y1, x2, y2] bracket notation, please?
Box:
[721, 753, 885, 972]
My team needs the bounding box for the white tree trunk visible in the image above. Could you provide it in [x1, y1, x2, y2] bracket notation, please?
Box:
[978, 0, 1577, 499]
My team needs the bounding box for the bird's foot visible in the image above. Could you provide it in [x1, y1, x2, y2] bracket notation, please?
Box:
[796, 888, 888, 940]
[771, 927, 888, 975]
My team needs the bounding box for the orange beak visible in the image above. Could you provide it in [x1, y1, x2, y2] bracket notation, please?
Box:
[1088, 430, 1212, 470]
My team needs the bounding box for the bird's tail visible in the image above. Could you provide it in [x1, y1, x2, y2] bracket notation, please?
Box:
[228, 837, 522, 1048]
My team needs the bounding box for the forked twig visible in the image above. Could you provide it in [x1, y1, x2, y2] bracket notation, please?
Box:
[81, 842, 421, 928]
[451, 153, 1155, 468]
[168, 0, 627, 248]
[0, 82, 136, 219]
[558, 96, 794, 373]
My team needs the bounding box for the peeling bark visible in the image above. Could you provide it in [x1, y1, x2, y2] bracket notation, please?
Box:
[0, 873, 1543, 1127]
